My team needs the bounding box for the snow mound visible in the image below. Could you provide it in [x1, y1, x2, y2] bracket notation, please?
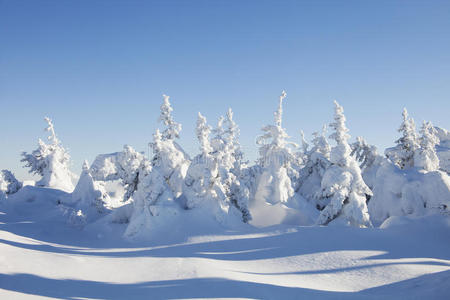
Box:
[435, 126, 450, 173]
[369, 160, 450, 226]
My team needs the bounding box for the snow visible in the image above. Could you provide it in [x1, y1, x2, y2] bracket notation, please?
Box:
[435, 126, 450, 173]
[70, 161, 111, 222]
[0, 193, 449, 299]
[0, 170, 22, 200]
[21, 117, 75, 192]
[2, 96, 450, 298]
[368, 160, 450, 226]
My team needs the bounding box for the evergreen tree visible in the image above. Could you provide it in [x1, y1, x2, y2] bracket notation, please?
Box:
[117, 145, 149, 202]
[351, 137, 379, 170]
[0, 170, 22, 200]
[385, 108, 419, 169]
[316, 101, 372, 227]
[184, 112, 220, 209]
[254, 91, 297, 205]
[72, 160, 110, 215]
[159, 94, 182, 141]
[21, 117, 74, 192]
[213, 109, 252, 222]
[296, 126, 332, 209]
[152, 94, 190, 197]
[415, 121, 440, 171]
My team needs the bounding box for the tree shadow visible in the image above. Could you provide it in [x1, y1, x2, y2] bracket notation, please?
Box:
[0, 224, 449, 263]
[1, 271, 448, 300]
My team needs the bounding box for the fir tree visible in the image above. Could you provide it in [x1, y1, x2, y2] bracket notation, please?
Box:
[21, 117, 74, 192]
[255, 91, 297, 205]
[415, 121, 440, 171]
[316, 101, 372, 227]
[385, 108, 419, 169]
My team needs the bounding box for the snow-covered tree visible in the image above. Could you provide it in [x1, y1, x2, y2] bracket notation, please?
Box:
[71, 160, 110, 215]
[434, 126, 450, 174]
[159, 94, 182, 141]
[300, 130, 309, 155]
[182, 112, 243, 224]
[210, 109, 251, 222]
[385, 108, 419, 169]
[351, 137, 379, 170]
[21, 117, 74, 192]
[296, 126, 331, 209]
[151, 94, 190, 197]
[312, 125, 331, 158]
[124, 94, 192, 237]
[254, 91, 298, 205]
[211, 116, 226, 161]
[117, 145, 149, 202]
[0, 170, 22, 200]
[316, 101, 372, 227]
[350, 137, 384, 191]
[184, 113, 217, 208]
[124, 159, 179, 238]
[414, 121, 440, 172]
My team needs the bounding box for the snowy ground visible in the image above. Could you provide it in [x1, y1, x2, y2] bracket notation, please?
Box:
[0, 191, 449, 299]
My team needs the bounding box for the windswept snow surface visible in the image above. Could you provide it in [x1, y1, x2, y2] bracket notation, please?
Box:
[0, 188, 449, 299]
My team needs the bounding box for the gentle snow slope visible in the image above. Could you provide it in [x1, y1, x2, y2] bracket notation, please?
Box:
[0, 191, 449, 299]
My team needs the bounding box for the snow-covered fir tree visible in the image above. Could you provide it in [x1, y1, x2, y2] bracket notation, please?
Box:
[124, 158, 179, 238]
[0, 170, 22, 200]
[351, 137, 379, 170]
[211, 109, 251, 222]
[183, 112, 243, 224]
[151, 94, 190, 197]
[350, 136, 384, 190]
[385, 108, 419, 169]
[21, 117, 74, 192]
[183, 112, 218, 208]
[297, 130, 310, 164]
[300, 130, 310, 154]
[117, 145, 149, 202]
[159, 94, 182, 141]
[71, 160, 111, 217]
[254, 91, 298, 206]
[316, 101, 372, 227]
[414, 121, 440, 172]
[296, 125, 332, 209]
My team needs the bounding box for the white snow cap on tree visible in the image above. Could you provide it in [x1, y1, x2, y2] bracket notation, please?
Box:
[385, 108, 419, 169]
[415, 121, 440, 172]
[21, 117, 74, 192]
[159, 94, 182, 141]
[184, 112, 217, 209]
[296, 126, 331, 208]
[274, 90, 287, 127]
[316, 101, 372, 227]
[118, 145, 150, 202]
[90, 145, 150, 201]
[183, 112, 244, 225]
[225, 108, 242, 170]
[196, 112, 213, 157]
[351, 137, 379, 170]
[329, 100, 352, 167]
[71, 160, 110, 216]
[0, 170, 22, 200]
[152, 94, 190, 197]
[300, 130, 309, 155]
[312, 125, 331, 159]
[211, 108, 251, 222]
[124, 159, 180, 238]
[254, 91, 297, 205]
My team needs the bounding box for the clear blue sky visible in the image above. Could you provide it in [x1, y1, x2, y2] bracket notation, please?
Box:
[1, 0, 449, 180]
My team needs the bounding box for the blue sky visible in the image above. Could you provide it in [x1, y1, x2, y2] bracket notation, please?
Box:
[1, 0, 449, 180]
